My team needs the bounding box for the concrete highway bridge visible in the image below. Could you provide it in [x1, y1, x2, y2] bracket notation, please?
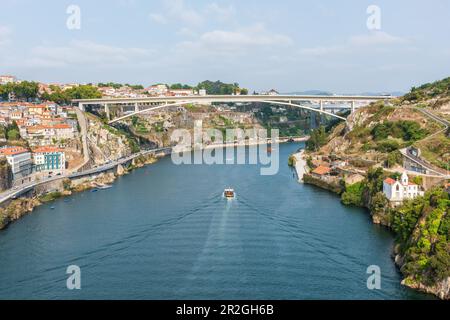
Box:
[72, 94, 393, 124]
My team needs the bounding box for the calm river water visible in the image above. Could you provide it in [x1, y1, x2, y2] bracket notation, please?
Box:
[0, 143, 430, 299]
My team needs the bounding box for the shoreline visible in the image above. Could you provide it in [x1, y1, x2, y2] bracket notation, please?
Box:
[0, 153, 159, 230]
[0, 139, 308, 230]
[298, 151, 447, 300]
[173, 137, 308, 153]
[292, 149, 308, 182]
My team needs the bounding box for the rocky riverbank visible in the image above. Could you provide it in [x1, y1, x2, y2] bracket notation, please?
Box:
[300, 162, 449, 300]
[0, 153, 159, 231]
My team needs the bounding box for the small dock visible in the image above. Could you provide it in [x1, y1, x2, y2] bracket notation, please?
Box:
[293, 150, 308, 182]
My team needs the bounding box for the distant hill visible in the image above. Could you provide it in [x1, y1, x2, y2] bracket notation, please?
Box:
[283, 90, 334, 96]
[354, 91, 405, 97]
[283, 90, 405, 96]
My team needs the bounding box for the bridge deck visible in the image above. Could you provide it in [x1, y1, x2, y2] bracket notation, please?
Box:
[73, 94, 392, 106]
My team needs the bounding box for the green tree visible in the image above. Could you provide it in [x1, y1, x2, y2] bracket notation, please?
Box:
[386, 150, 403, 168]
[7, 129, 20, 140]
[306, 126, 328, 151]
[240, 88, 249, 95]
[341, 182, 365, 206]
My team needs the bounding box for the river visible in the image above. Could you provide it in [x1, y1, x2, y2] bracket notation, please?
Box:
[0, 143, 431, 299]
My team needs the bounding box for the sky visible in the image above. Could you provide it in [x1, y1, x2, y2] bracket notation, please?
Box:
[0, 0, 449, 93]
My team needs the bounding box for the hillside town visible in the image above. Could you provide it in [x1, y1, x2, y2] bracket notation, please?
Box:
[0, 100, 75, 186]
[0, 75, 275, 192]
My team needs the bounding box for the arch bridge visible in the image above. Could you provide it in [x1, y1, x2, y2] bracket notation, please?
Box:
[72, 94, 393, 124]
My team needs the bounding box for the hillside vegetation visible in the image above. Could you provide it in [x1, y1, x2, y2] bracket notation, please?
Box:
[310, 77, 449, 170]
[305, 77, 450, 299]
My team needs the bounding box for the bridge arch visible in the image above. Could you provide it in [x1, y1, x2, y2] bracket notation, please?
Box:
[261, 100, 347, 121]
[108, 101, 190, 124]
[108, 99, 348, 124]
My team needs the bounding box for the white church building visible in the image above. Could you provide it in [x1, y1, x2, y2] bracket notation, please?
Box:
[383, 172, 424, 203]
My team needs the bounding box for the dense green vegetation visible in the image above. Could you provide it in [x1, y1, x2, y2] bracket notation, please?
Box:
[0, 81, 39, 101]
[39, 192, 63, 203]
[391, 188, 450, 285]
[340, 166, 450, 288]
[131, 116, 149, 134]
[348, 118, 429, 153]
[97, 82, 144, 90]
[306, 126, 328, 151]
[197, 80, 245, 95]
[169, 83, 193, 90]
[0, 121, 23, 142]
[386, 150, 403, 168]
[372, 121, 428, 142]
[41, 85, 102, 104]
[341, 182, 365, 206]
[403, 77, 450, 102]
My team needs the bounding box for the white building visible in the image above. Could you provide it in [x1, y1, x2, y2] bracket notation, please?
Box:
[32, 146, 65, 173]
[0, 75, 17, 85]
[0, 146, 33, 180]
[169, 89, 194, 96]
[145, 84, 168, 96]
[383, 172, 424, 203]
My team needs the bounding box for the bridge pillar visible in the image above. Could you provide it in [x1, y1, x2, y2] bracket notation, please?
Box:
[320, 100, 323, 112]
[351, 101, 355, 113]
[79, 103, 85, 111]
[105, 104, 110, 120]
[135, 103, 139, 113]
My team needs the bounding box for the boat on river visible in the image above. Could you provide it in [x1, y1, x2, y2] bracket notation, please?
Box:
[97, 185, 113, 190]
[224, 188, 235, 199]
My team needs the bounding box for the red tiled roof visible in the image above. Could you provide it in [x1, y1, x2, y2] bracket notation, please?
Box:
[0, 146, 29, 156]
[26, 124, 71, 131]
[33, 146, 63, 153]
[312, 165, 331, 176]
[384, 178, 396, 185]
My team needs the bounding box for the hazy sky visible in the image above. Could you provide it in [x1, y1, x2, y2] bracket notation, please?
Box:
[1, 0, 449, 93]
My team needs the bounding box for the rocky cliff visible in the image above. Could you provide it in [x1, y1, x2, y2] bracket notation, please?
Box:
[0, 198, 41, 230]
[0, 157, 13, 192]
[85, 114, 135, 165]
[303, 77, 450, 300]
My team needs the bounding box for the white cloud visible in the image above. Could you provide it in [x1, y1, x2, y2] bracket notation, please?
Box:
[150, 1, 236, 28]
[149, 13, 168, 24]
[177, 24, 293, 55]
[297, 31, 409, 58]
[164, 0, 204, 26]
[349, 31, 408, 46]
[24, 41, 154, 68]
[205, 3, 235, 21]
